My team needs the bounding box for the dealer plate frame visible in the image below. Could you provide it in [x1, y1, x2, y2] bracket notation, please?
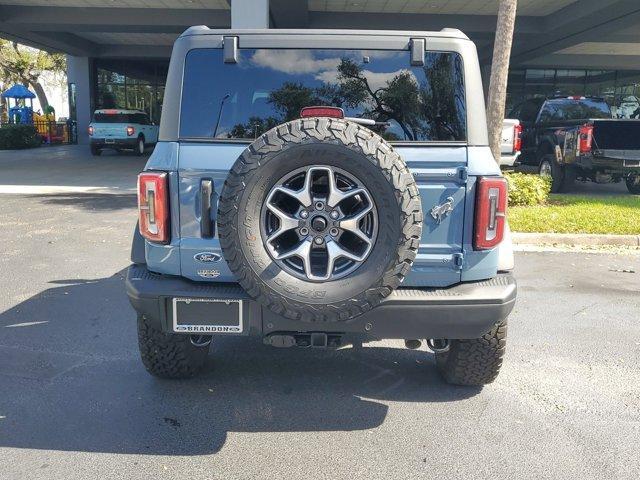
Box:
[172, 297, 243, 334]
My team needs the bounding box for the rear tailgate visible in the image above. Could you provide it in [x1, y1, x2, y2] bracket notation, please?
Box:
[92, 123, 128, 139]
[177, 144, 467, 288]
[592, 119, 640, 150]
[500, 119, 518, 155]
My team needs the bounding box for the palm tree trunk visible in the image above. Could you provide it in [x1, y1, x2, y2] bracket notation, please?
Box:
[486, 0, 518, 164]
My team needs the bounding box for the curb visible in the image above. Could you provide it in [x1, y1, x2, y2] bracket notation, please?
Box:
[512, 232, 640, 247]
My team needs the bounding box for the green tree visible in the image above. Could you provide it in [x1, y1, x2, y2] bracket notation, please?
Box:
[228, 116, 279, 139]
[418, 53, 466, 140]
[269, 82, 319, 121]
[0, 40, 66, 111]
[336, 58, 420, 139]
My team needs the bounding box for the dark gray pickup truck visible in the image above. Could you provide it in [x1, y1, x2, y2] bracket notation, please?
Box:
[509, 96, 640, 193]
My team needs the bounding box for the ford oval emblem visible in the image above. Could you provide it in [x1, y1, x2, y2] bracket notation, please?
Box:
[194, 252, 222, 263]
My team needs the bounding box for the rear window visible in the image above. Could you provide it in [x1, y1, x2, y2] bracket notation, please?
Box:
[538, 98, 611, 122]
[180, 48, 466, 142]
[93, 113, 149, 124]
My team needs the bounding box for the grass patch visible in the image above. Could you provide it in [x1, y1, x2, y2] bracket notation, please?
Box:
[509, 194, 640, 235]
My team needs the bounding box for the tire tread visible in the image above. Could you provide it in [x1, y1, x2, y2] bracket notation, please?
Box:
[217, 117, 422, 322]
[137, 314, 209, 379]
[435, 320, 508, 386]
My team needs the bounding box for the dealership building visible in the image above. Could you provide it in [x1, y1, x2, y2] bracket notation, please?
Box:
[1, 0, 640, 143]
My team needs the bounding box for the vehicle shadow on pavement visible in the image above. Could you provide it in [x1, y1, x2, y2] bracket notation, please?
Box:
[0, 270, 481, 457]
[27, 192, 137, 211]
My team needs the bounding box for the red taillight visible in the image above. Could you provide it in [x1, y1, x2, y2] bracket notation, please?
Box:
[578, 124, 593, 153]
[127, 126, 135, 136]
[474, 177, 508, 250]
[138, 172, 170, 244]
[300, 106, 344, 119]
[513, 123, 522, 153]
[88, 125, 94, 136]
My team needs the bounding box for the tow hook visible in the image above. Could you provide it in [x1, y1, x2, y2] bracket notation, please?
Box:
[426, 338, 451, 353]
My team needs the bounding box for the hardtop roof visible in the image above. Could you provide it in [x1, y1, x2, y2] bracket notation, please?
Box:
[179, 26, 469, 41]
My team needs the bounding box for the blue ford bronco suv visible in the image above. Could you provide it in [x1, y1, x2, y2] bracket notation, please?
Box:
[126, 27, 517, 386]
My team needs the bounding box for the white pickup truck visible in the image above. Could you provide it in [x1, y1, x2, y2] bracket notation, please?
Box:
[500, 118, 521, 167]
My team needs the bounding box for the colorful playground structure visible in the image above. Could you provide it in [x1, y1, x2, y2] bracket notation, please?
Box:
[1, 84, 72, 144]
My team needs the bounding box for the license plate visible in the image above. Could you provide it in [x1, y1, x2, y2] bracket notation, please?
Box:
[105, 138, 115, 144]
[172, 298, 243, 334]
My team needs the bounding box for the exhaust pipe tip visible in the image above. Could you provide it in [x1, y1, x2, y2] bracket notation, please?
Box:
[404, 339, 422, 350]
[426, 338, 451, 353]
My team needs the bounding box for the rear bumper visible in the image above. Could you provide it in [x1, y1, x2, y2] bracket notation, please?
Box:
[576, 152, 640, 174]
[126, 265, 517, 340]
[91, 137, 137, 149]
[500, 152, 520, 167]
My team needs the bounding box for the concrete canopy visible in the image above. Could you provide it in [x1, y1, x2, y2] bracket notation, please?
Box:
[0, 0, 639, 69]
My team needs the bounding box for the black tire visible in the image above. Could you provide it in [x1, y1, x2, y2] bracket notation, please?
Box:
[135, 136, 145, 156]
[218, 118, 422, 322]
[90, 145, 101, 156]
[538, 154, 565, 193]
[435, 320, 507, 386]
[137, 314, 210, 379]
[626, 175, 640, 194]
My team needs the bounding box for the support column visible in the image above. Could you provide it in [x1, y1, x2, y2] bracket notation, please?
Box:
[231, 0, 269, 28]
[66, 55, 92, 145]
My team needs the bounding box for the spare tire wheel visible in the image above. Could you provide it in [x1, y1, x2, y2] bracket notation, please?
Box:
[218, 117, 422, 322]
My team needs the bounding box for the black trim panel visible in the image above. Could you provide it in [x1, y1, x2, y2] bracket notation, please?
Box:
[126, 264, 516, 340]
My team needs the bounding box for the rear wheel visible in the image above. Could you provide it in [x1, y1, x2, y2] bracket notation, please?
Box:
[135, 136, 145, 156]
[90, 145, 101, 156]
[435, 320, 507, 386]
[626, 175, 640, 194]
[539, 154, 565, 193]
[137, 314, 210, 379]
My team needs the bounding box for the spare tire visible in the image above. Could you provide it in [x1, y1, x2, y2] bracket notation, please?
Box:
[218, 117, 422, 322]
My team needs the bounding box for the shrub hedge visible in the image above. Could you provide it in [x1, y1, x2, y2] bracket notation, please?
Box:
[504, 172, 551, 207]
[0, 124, 42, 150]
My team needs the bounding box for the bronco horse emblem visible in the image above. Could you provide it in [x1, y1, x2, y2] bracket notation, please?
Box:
[430, 197, 455, 224]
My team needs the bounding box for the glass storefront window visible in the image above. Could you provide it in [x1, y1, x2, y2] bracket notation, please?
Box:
[91, 58, 640, 125]
[94, 60, 167, 124]
[506, 69, 525, 113]
[585, 70, 616, 114]
[502, 68, 640, 120]
[525, 69, 557, 98]
[613, 72, 640, 119]
[554, 69, 586, 96]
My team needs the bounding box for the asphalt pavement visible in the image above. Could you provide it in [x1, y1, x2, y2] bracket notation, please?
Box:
[0, 146, 639, 480]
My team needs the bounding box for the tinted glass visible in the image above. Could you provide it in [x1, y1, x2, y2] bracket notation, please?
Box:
[134, 113, 150, 124]
[180, 48, 466, 142]
[507, 103, 521, 119]
[519, 100, 541, 122]
[93, 113, 136, 123]
[540, 98, 611, 122]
